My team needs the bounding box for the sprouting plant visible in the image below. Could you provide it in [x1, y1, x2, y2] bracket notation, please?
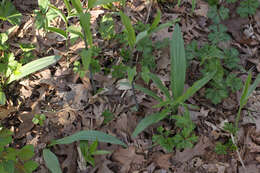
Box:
[32, 114, 46, 126]
[102, 110, 114, 124]
[43, 130, 126, 172]
[0, 127, 39, 172]
[208, 24, 230, 44]
[236, 0, 260, 17]
[99, 14, 115, 40]
[0, 3, 61, 105]
[131, 24, 216, 138]
[207, 5, 229, 24]
[79, 140, 111, 166]
[215, 139, 237, 155]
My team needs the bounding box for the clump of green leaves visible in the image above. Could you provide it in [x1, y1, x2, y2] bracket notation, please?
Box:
[80, 140, 111, 166]
[99, 14, 115, 40]
[102, 110, 114, 124]
[215, 139, 237, 155]
[152, 109, 198, 152]
[0, 127, 38, 172]
[0, 0, 21, 25]
[32, 114, 46, 126]
[131, 24, 216, 138]
[236, 0, 260, 17]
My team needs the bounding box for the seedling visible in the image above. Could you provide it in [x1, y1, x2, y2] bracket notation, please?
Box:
[80, 140, 111, 166]
[32, 114, 46, 126]
[131, 24, 216, 138]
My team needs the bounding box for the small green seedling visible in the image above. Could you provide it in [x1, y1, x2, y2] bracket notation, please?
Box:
[80, 140, 111, 166]
[32, 114, 46, 126]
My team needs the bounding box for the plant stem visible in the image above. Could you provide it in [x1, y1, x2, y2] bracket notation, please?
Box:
[82, 33, 96, 94]
[131, 81, 139, 110]
[235, 106, 242, 135]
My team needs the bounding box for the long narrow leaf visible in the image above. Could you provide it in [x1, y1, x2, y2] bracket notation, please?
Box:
[240, 72, 252, 108]
[149, 73, 171, 100]
[172, 71, 216, 106]
[50, 130, 126, 147]
[46, 26, 67, 38]
[246, 73, 260, 100]
[94, 0, 119, 7]
[149, 10, 161, 32]
[43, 149, 62, 173]
[135, 84, 162, 102]
[170, 24, 186, 99]
[119, 11, 136, 48]
[48, 5, 68, 25]
[8, 55, 61, 84]
[63, 0, 72, 14]
[71, 0, 83, 14]
[153, 71, 216, 108]
[80, 12, 93, 47]
[132, 109, 170, 137]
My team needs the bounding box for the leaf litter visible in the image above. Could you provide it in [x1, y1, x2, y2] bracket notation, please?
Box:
[1, 0, 260, 172]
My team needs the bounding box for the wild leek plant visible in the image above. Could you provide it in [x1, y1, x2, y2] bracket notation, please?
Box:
[119, 9, 178, 110]
[132, 24, 216, 138]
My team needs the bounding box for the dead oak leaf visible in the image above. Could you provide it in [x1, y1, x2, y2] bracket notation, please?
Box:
[152, 153, 172, 170]
[112, 146, 145, 172]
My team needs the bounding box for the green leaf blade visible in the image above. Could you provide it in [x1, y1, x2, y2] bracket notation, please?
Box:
[132, 109, 170, 138]
[50, 130, 126, 147]
[8, 55, 61, 84]
[170, 24, 186, 99]
[43, 149, 62, 173]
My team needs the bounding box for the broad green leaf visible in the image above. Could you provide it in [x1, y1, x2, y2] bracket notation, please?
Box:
[46, 26, 67, 38]
[136, 30, 148, 44]
[132, 109, 170, 137]
[81, 49, 92, 70]
[80, 12, 93, 47]
[170, 24, 186, 99]
[17, 145, 35, 161]
[43, 149, 62, 173]
[0, 91, 6, 105]
[48, 5, 68, 25]
[24, 160, 39, 173]
[71, 0, 83, 14]
[38, 0, 49, 13]
[3, 160, 14, 173]
[119, 11, 136, 48]
[68, 25, 83, 38]
[50, 130, 126, 147]
[88, 0, 96, 9]
[149, 73, 171, 100]
[127, 67, 136, 83]
[149, 10, 161, 32]
[8, 55, 61, 84]
[0, 129, 13, 147]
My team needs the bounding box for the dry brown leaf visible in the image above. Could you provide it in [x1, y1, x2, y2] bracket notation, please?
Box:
[152, 153, 172, 169]
[15, 113, 34, 139]
[112, 146, 145, 172]
[194, 0, 209, 17]
[173, 136, 212, 163]
[0, 106, 16, 120]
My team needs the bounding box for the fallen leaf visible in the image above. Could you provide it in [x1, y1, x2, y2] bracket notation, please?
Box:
[0, 106, 16, 120]
[194, 0, 209, 17]
[112, 146, 145, 172]
[173, 136, 212, 163]
[152, 153, 172, 169]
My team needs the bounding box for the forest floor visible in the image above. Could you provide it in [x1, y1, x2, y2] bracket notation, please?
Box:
[1, 0, 260, 172]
